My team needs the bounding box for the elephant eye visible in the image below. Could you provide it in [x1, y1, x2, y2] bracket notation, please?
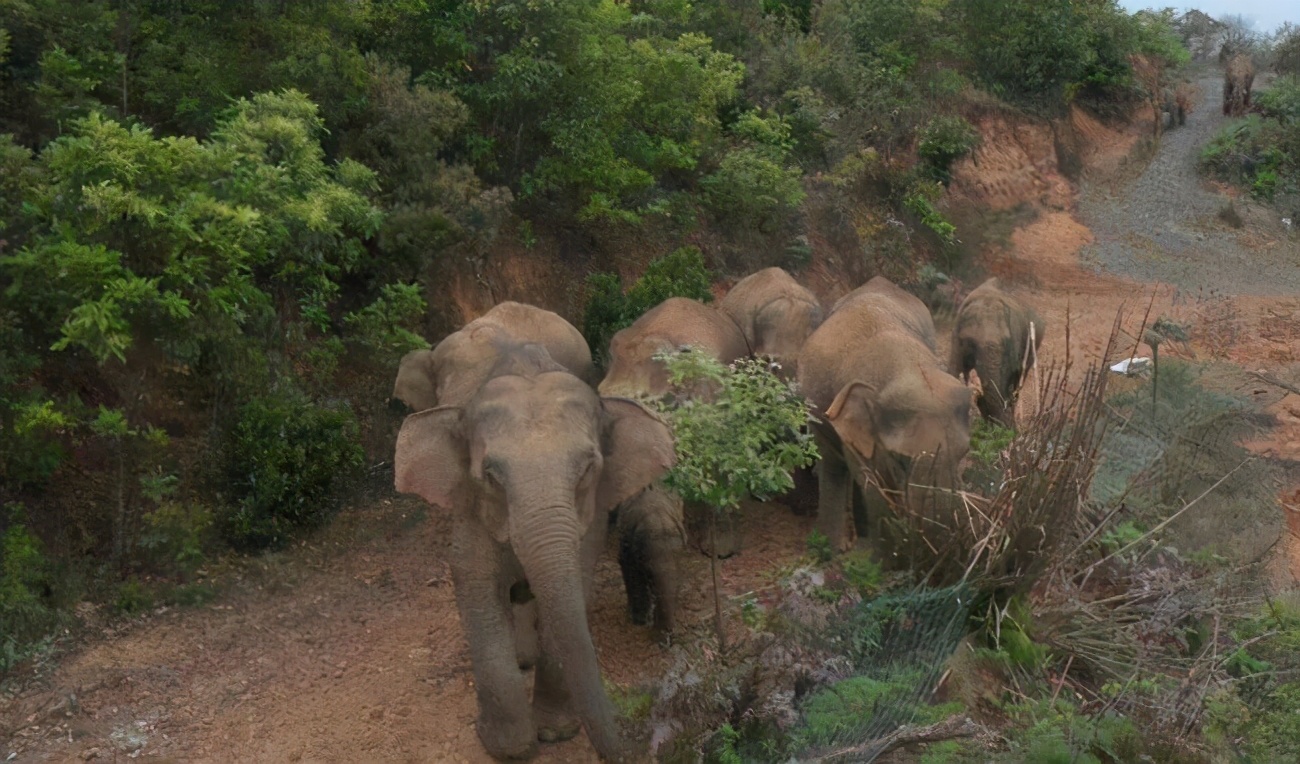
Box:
[577, 454, 600, 485]
[481, 459, 504, 487]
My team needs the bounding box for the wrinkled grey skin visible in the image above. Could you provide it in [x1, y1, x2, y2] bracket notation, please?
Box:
[718, 267, 824, 379]
[598, 297, 751, 399]
[799, 277, 974, 554]
[951, 278, 1045, 429]
[393, 301, 595, 411]
[615, 481, 684, 639]
[394, 343, 673, 762]
[598, 297, 751, 628]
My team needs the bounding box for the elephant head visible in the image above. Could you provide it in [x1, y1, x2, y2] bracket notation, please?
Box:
[824, 369, 973, 521]
[391, 301, 596, 412]
[395, 366, 672, 760]
[718, 268, 824, 379]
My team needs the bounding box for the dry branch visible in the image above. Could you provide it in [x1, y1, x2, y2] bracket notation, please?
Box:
[812, 715, 995, 763]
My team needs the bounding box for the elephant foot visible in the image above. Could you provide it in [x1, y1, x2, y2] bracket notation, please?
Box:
[477, 715, 539, 760]
[651, 618, 675, 647]
[534, 706, 581, 743]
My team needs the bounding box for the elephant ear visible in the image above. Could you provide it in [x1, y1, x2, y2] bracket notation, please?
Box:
[825, 381, 880, 461]
[392, 349, 438, 411]
[598, 397, 676, 512]
[394, 406, 466, 510]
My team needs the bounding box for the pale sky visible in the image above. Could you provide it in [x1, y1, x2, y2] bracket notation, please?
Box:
[1118, 2, 1296, 33]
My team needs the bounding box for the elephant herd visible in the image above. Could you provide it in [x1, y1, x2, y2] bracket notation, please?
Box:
[390, 268, 1042, 761]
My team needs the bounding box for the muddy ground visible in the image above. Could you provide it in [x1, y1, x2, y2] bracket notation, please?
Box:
[4, 65, 1300, 762]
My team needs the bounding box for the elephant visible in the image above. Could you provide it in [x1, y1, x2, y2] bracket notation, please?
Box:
[1223, 53, 1255, 117]
[392, 300, 595, 411]
[831, 276, 939, 353]
[598, 297, 751, 400]
[951, 278, 1045, 429]
[799, 277, 974, 556]
[718, 267, 824, 378]
[615, 481, 684, 638]
[597, 296, 751, 627]
[394, 342, 674, 762]
[718, 268, 825, 515]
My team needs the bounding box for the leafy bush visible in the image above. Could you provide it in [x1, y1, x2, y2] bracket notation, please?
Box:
[1200, 78, 1300, 206]
[582, 246, 715, 366]
[701, 110, 805, 229]
[795, 670, 962, 751]
[0, 506, 64, 671]
[220, 393, 364, 551]
[140, 502, 215, 577]
[658, 349, 818, 512]
[918, 116, 980, 183]
[1203, 598, 1300, 761]
[996, 702, 1140, 763]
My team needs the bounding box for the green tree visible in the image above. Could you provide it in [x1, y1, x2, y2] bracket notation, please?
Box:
[655, 348, 819, 645]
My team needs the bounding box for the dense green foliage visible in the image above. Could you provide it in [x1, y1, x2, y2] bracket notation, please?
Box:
[219, 393, 364, 551]
[1201, 76, 1300, 207]
[0, 0, 1189, 669]
[656, 349, 818, 512]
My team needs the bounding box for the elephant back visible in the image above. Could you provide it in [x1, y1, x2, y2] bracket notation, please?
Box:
[719, 268, 823, 364]
[600, 297, 750, 399]
[831, 277, 938, 353]
[469, 302, 595, 383]
[799, 292, 943, 416]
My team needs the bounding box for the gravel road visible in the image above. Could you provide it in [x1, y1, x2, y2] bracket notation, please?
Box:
[1077, 66, 1299, 296]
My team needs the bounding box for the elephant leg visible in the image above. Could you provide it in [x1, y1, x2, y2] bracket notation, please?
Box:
[532, 651, 582, 743]
[816, 443, 855, 552]
[617, 517, 654, 626]
[512, 598, 539, 671]
[851, 480, 870, 539]
[578, 505, 608, 612]
[861, 483, 896, 565]
[450, 522, 537, 759]
[787, 465, 820, 516]
[647, 529, 682, 640]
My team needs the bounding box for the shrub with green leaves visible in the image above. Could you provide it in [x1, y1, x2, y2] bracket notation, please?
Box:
[1200, 78, 1300, 205]
[220, 393, 364, 551]
[918, 116, 980, 184]
[0, 505, 64, 671]
[656, 349, 818, 512]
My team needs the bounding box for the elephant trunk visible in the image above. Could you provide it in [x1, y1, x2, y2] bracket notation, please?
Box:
[511, 502, 625, 761]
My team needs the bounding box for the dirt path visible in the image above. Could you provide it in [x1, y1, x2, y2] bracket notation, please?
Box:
[5, 69, 1300, 763]
[1, 491, 814, 763]
[1078, 66, 1297, 294]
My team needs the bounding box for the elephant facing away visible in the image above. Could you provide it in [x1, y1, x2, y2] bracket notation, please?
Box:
[951, 278, 1045, 429]
[799, 277, 974, 555]
[395, 344, 673, 762]
[1223, 53, 1255, 117]
[718, 267, 824, 378]
[393, 300, 595, 411]
[598, 297, 751, 630]
[598, 297, 751, 399]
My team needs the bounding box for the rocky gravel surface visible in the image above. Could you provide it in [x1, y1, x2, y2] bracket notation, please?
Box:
[1078, 66, 1299, 296]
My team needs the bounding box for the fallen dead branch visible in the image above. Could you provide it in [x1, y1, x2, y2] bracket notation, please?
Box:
[811, 715, 997, 763]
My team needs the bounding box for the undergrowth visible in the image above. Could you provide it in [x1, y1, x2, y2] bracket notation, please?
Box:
[650, 328, 1290, 762]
